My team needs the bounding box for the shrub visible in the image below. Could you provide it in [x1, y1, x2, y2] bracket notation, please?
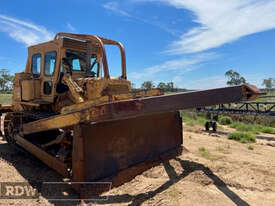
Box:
[248, 145, 254, 150]
[228, 132, 256, 143]
[230, 121, 275, 135]
[219, 116, 233, 125]
[230, 122, 259, 134]
[260, 127, 275, 134]
[222, 113, 275, 128]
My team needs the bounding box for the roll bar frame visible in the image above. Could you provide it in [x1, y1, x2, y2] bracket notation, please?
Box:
[54, 33, 127, 79]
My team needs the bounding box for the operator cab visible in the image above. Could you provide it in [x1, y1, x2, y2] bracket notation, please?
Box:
[15, 37, 105, 104]
[13, 33, 129, 109]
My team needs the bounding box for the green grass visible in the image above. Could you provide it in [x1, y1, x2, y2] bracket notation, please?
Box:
[168, 188, 180, 199]
[180, 111, 207, 126]
[255, 90, 275, 102]
[0, 93, 12, 105]
[215, 144, 231, 154]
[228, 132, 256, 143]
[180, 111, 274, 135]
[216, 146, 224, 152]
[198, 147, 217, 160]
[229, 121, 275, 135]
[248, 145, 254, 150]
[260, 127, 275, 134]
[224, 113, 275, 128]
[230, 122, 259, 134]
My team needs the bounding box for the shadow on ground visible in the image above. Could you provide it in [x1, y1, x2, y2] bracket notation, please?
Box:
[0, 141, 249, 206]
[0, 142, 80, 206]
[91, 157, 249, 206]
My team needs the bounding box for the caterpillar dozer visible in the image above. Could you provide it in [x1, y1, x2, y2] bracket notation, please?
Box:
[0, 33, 262, 197]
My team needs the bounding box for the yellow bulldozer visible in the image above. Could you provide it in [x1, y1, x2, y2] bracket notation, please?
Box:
[0, 33, 262, 197]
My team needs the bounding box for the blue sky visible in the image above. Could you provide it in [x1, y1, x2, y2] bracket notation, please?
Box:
[0, 0, 274, 89]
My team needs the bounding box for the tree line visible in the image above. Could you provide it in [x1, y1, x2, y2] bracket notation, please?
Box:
[139, 69, 274, 92]
[138, 81, 187, 92]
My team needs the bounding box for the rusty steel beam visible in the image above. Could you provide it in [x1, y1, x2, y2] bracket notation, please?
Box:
[22, 84, 262, 135]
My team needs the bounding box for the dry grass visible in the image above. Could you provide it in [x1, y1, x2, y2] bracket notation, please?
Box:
[0, 94, 12, 105]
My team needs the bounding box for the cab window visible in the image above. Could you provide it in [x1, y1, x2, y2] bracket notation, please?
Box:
[44, 51, 56, 76]
[65, 50, 86, 71]
[72, 59, 81, 71]
[88, 56, 99, 77]
[31, 53, 41, 77]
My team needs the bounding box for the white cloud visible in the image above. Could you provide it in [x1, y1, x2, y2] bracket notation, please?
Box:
[177, 72, 267, 90]
[103, 1, 131, 17]
[129, 53, 216, 79]
[0, 14, 53, 46]
[172, 75, 182, 86]
[136, 0, 275, 54]
[182, 75, 227, 90]
[103, 1, 180, 36]
[127, 0, 275, 87]
[105, 1, 274, 88]
[66, 23, 77, 33]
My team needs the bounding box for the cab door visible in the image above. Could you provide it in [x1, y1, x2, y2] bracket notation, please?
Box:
[40, 46, 60, 103]
[42, 51, 56, 101]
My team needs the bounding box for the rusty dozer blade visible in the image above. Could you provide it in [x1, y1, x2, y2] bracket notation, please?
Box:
[72, 111, 183, 192]
[22, 84, 262, 135]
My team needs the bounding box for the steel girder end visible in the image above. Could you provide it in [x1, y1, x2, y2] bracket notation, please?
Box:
[242, 84, 265, 101]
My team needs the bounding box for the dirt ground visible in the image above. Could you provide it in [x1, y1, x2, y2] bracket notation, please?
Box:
[0, 123, 275, 206]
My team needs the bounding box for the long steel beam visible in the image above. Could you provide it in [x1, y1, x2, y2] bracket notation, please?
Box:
[22, 84, 262, 135]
